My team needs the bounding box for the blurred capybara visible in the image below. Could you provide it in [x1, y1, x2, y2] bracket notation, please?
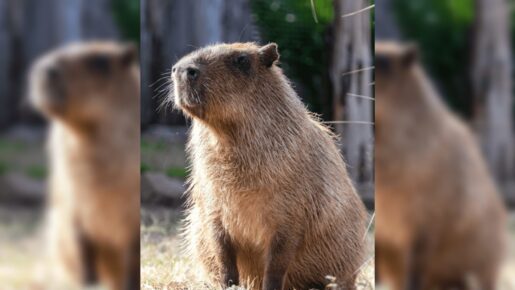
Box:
[29, 42, 140, 290]
[375, 42, 507, 290]
[171, 42, 367, 290]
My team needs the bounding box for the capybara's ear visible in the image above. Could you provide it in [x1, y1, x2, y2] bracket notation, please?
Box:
[120, 43, 138, 67]
[259, 43, 279, 67]
[401, 43, 418, 67]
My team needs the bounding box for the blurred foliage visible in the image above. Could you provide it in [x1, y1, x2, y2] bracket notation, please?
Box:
[393, 0, 475, 117]
[165, 166, 188, 179]
[141, 163, 151, 173]
[112, 0, 140, 43]
[141, 140, 168, 152]
[0, 161, 7, 176]
[25, 165, 46, 180]
[251, 0, 334, 118]
[0, 139, 26, 152]
[394, 0, 515, 118]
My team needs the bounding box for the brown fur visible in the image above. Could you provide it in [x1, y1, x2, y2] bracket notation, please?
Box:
[375, 42, 507, 290]
[171, 42, 367, 290]
[29, 42, 140, 290]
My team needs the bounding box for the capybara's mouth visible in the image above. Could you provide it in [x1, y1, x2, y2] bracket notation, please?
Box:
[173, 85, 205, 118]
[173, 80, 204, 109]
[42, 75, 67, 112]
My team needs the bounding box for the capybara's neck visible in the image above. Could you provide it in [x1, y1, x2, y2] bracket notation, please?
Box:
[49, 113, 139, 181]
[196, 71, 311, 148]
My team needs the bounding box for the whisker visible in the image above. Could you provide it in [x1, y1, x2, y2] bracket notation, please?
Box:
[363, 212, 375, 241]
[323, 121, 375, 125]
[347, 93, 374, 101]
[160, 70, 172, 77]
[352, 256, 374, 276]
[187, 44, 198, 50]
[310, 0, 319, 23]
[150, 76, 171, 88]
[341, 4, 375, 19]
[153, 80, 171, 93]
[238, 23, 250, 42]
[342, 66, 374, 77]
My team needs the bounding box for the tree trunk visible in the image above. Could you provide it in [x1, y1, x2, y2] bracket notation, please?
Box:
[331, 0, 374, 197]
[23, 0, 118, 61]
[472, 0, 514, 184]
[0, 0, 12, 128]
[0, 0, 119, 126]
[375, 0, 400, 40]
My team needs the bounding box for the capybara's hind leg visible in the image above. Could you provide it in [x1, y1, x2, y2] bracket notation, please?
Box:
[95, 245, 125, 290]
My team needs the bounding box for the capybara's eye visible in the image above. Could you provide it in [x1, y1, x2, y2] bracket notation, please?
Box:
[85, 55, 111, 75]
[375, 55, 391, 73]
[233, 54, 250, 72]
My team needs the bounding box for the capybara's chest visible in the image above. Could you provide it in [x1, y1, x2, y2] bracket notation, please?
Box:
[217, 190, 276, 251]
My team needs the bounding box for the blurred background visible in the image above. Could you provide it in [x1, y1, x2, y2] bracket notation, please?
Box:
[139, 0, 374, 289]
[377, 0, 515, 288]
[0, 0, 138, 287]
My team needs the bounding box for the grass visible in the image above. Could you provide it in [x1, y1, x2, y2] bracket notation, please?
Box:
[0, 206, 44, 289]
[141, 208, 515, 290]
[140, 137, 188, 179]
[0, 136, 46, 180]
[141, 207, 375, 290]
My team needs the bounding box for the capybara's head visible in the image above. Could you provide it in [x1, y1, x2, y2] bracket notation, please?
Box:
[30, 42, 137, 124]
[171, 42, 280, 123]
[375, 42, 419, 124]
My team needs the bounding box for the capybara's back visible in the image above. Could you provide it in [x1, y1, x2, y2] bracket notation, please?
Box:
[375, 42, 507, 290]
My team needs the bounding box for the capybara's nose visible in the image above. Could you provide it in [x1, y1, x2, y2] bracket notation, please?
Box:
[47, 66, 60, 82]
[186, 67, 199, 81]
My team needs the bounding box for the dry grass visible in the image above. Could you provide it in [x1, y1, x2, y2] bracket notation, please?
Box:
[0, 207, 44, 289]
[141, 207, 375, 290]
[2, 206, 513, 289]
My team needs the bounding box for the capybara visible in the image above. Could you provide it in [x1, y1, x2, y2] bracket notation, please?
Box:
[171, 42, 368, 290]
[375, 41, 507, 290]
[30, 42, 140, 290]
